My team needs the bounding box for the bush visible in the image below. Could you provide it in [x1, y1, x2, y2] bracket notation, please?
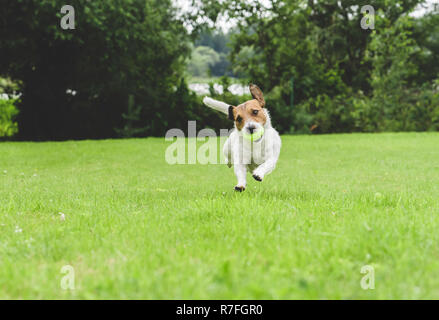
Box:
[0, 97, 19, 138]
[294, 93, 355, 134]
[264, 85, 296, 134]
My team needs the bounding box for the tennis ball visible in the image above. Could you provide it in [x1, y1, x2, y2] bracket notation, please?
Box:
[243, 127, 264, 142]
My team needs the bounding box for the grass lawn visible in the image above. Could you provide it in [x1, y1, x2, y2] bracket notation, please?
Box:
[1, 132, 439, 299]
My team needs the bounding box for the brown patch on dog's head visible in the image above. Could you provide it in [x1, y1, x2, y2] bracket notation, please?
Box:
[229, 85, 267, 131]
[230, 103, 266, 131]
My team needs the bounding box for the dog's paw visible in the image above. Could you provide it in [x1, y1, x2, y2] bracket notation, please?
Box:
[252, 174, 263, 182]
[234, 185, 246, 192]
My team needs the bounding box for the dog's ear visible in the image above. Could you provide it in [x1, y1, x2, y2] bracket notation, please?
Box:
[228, 106, 235, 121]
[249, 83, 265, 108]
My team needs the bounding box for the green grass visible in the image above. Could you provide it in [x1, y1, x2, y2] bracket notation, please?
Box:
[1, 132, 439, 299]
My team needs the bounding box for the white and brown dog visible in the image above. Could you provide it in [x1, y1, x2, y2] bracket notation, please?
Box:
[203, 84, 281, 191]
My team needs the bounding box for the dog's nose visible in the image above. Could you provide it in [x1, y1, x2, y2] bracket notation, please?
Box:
[248, 125, 256, 134]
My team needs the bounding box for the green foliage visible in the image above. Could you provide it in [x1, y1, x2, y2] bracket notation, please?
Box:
[296, 93, 354, 134]
[1, 0, 438, 138]
[196, 29, 231, 54]
[411, 11, 439, 85]
[365, 13, 439, 132]
[187, 46, 220, 78]
[0, 0, 191, 140]
[264, 84, 296, 134]
[0, 76, 20, 138]
[115, 95, 147, 138]
[191, 0, 438, 134]
[209, 76, 251, 104]
[0, 77, 20, 94]
[189, 30, 235, 77]
[0, 97, 19, 138]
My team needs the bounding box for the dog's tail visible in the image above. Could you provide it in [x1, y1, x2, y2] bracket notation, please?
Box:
[203, 97, 230, 115]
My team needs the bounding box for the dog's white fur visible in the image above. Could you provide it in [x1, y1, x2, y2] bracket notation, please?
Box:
[203, 93, 281, 191]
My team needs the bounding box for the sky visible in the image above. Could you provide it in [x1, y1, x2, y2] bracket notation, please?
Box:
[174, 0, 438, 32]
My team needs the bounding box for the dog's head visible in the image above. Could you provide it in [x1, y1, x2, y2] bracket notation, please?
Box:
[228, 84, 267, 138]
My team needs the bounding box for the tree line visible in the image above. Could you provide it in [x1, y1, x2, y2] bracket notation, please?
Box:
[0, 0, 438, 140]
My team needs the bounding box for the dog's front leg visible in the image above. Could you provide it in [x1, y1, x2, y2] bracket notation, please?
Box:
[234, 164, 247, 191]
[252, 137, 281, 182]
[252, 157, 278, 182]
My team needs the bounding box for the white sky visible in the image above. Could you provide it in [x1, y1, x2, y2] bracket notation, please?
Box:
[174, 0, 438, 32]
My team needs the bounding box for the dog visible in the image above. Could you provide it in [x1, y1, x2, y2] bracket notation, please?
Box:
[203, 84, 281, 191]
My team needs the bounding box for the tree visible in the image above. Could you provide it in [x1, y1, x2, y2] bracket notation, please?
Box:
[187, 46, 221, 77]
[366, 12, 439, 131]
[187, 0, 434, 134]
[0, 0, 190, 140]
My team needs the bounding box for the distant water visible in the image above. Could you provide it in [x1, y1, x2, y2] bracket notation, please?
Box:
[188, 83, 247, 96]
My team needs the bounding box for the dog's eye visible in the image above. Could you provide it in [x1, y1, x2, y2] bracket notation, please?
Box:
[236, 116, 242, 123]
[252, 110, 258, 115]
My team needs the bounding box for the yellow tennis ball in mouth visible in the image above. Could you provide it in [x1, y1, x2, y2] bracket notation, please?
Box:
[243, 127, 264, 142]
